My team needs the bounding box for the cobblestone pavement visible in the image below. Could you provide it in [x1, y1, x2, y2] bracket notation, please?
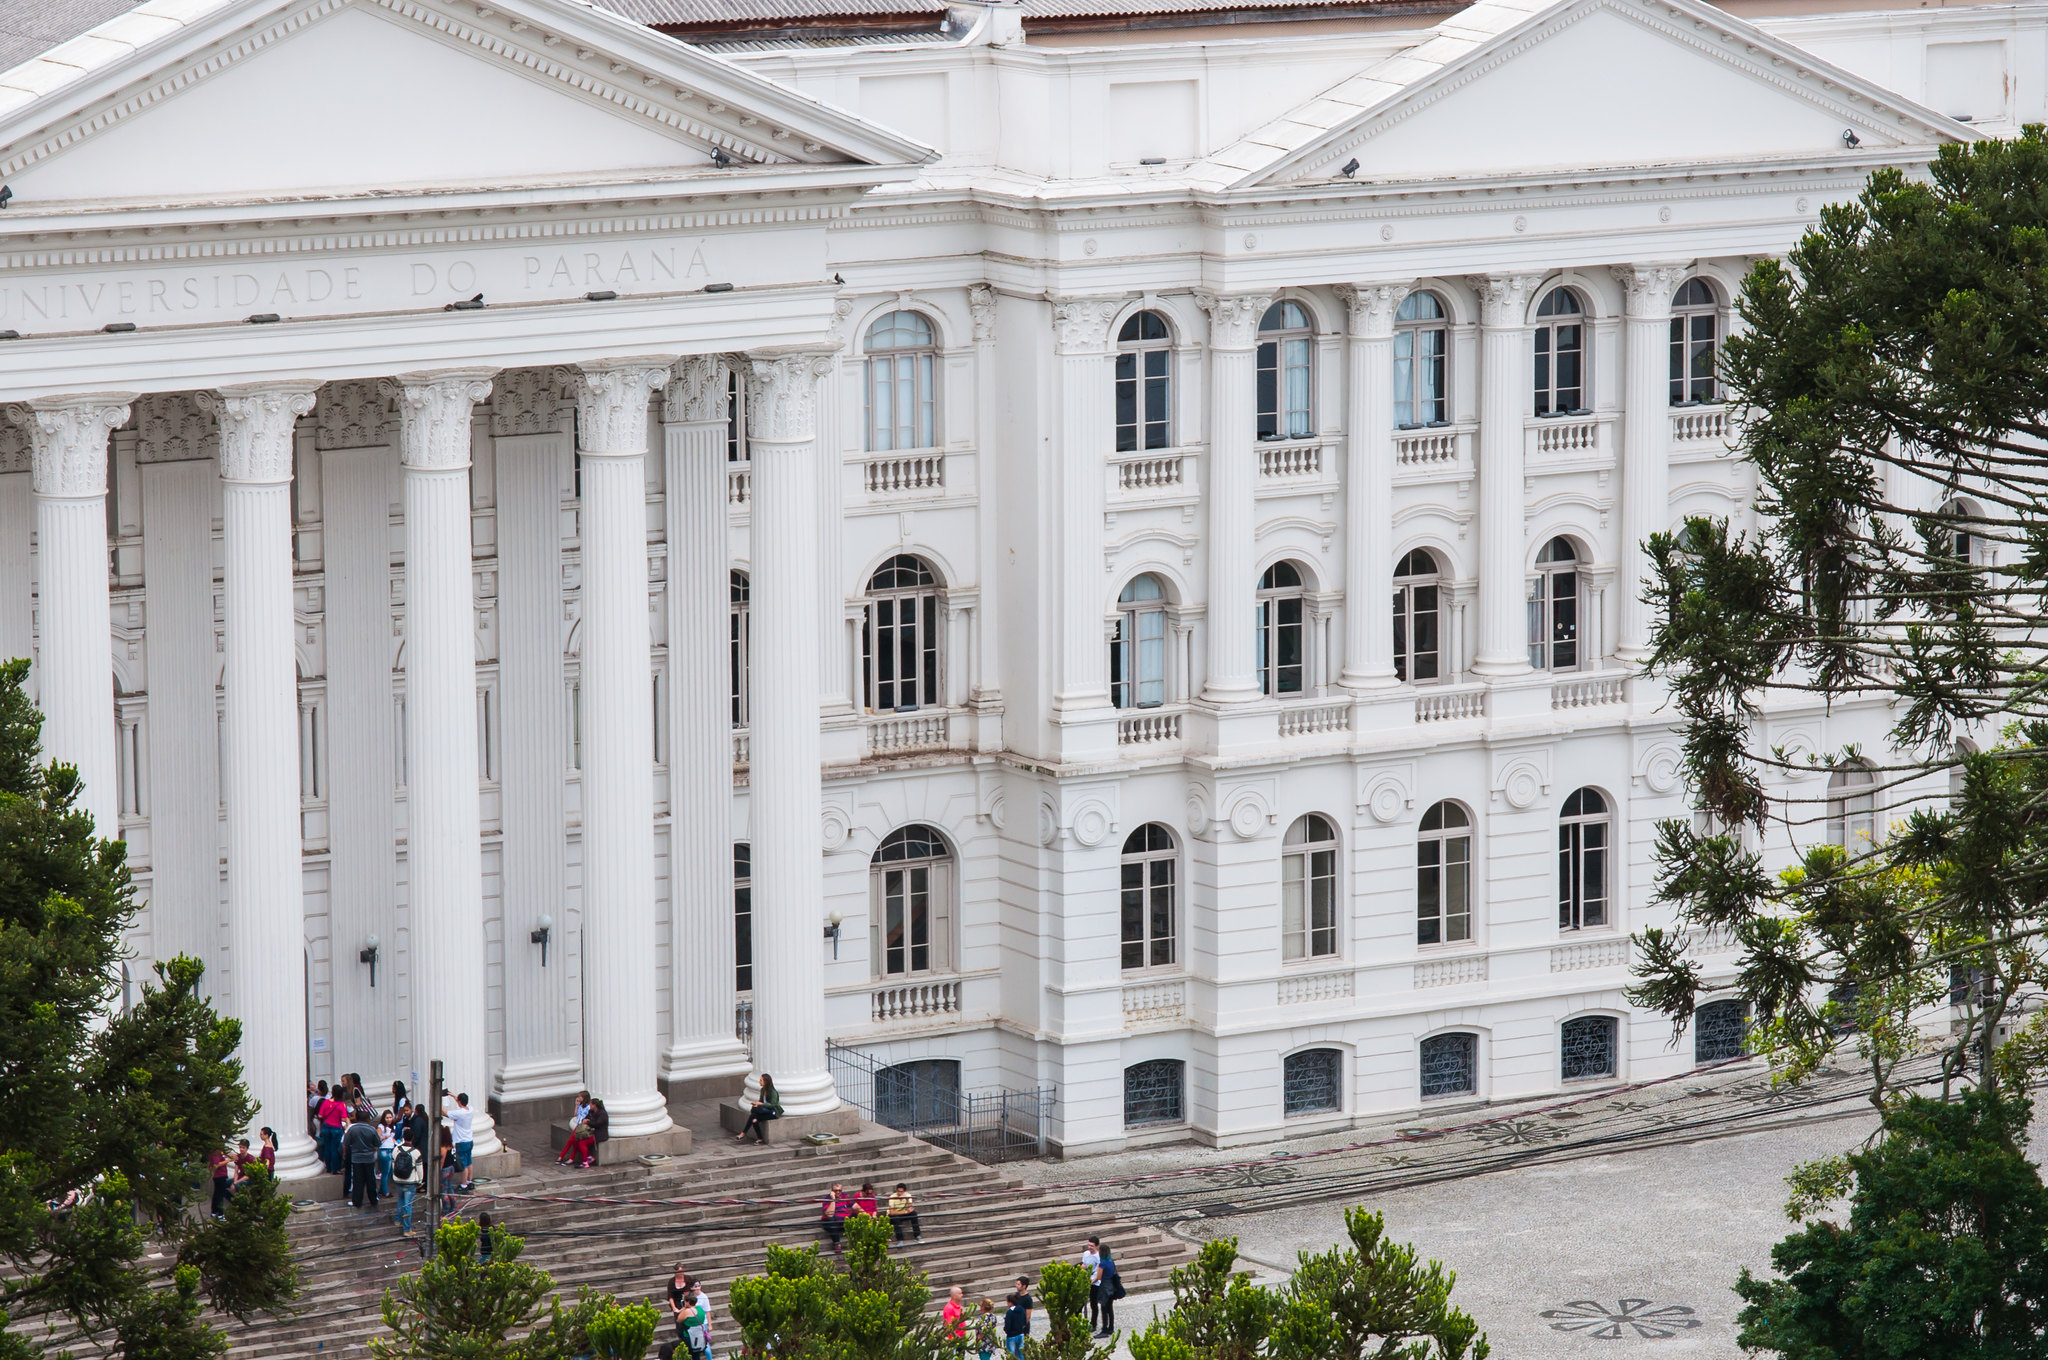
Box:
[1006, 1057, 2043, 1358]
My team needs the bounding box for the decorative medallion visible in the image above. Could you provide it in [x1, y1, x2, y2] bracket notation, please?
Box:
[1538, 1299, 1703, 1340]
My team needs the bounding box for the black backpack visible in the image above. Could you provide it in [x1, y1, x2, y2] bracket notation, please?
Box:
[392, 1146, 415, 1180]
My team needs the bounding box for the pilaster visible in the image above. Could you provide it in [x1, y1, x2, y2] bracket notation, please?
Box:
[1338, 283, 1410, 694]
[1050, 297, 1122, 761]
[1196, 292, 1272, 709]
[1467, 274, 1542, 677]
[1613, 264, 1688, 662]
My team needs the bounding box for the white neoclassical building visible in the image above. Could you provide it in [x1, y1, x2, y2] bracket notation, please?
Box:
[0, 0, 2022, 1170]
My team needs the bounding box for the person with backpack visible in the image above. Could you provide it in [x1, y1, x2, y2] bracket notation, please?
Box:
[1002, 1277, 1033, 1358]
[390, 1134, 423, 1236]
[1091, 1242, 1122, 1338]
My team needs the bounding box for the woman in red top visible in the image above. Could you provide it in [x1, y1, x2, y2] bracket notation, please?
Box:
[854, 1182, 879, 1217]
[258, 1126, 278, 1174]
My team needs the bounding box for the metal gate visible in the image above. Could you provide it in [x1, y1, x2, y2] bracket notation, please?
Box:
[828, 1041, 1056, 1163]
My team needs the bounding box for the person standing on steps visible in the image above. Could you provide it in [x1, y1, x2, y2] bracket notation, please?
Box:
[972, 1297, 998, 1360]
[207, 1146, 232, 1218]
[1091, 1241, 1122, 1338]
[344, 1110, 381, 1209]
[257, 1126, 277, 1175]
[376, 1111, 397, 1195]
[1080, 1236, 1101, 1332]
[887, 1183, 923, 1242]
[445, 1092, 477, 1191]
[667, 1263, 693, 1346]
[1002, 1278, 1033, 1358]
[941, 1286, 967, 1350]
[391, 1132, 423, 1236]
[737, 1075, 781, 1143]
[316, 1084, 348, 1172]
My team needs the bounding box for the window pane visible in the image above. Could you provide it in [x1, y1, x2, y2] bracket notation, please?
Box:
[1276, 596, 1303, 693]
[1256, 342, 1278, 438]
[1120, 864, 1145, 969]
[1392, 590, 1409, 682]
[909, 864, 930, 973]
[1446, 837, 1470, 942]
[1115, 354, 1137, 453]
[1417, 839, 1441, 945]
[1419, 329, 1446, 424]
[1137, 608, 1166, 708]
[886, 871, 906, 974]
[1393, 332, 1414, 428]
[1559, 824, 1576, 928]
[1284, 338, 1312, 437]
[1551, 570, 1577, 670]
[1281, 855, 1305, 960]
[1413, 583, 1438, 681]
[1310, 848, 1337, 955]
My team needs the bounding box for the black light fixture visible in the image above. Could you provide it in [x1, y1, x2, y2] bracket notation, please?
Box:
[0, 185, 13, 208]
[247, 312, 281, 324]
[530, 913, 553, 967]
[585, 290, 618, 302]
[711, 147, 733, 168]
[1842, 128, 1861, 148]
[359, 934, 381, 987]
[0, 330, 19, 341]
[703, 282, 734, 294]
[103, 322, 136, 334]
[445, 293, 485, 311]
[1339, 157, 1360, 177]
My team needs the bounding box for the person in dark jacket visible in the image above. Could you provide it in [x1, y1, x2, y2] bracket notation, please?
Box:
[737, 1075, 783, 1144]
[586, 1098, 611, 1164]
[342, 1112, 381, 1208]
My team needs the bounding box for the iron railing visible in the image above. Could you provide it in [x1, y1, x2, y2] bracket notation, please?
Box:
[827, 1040, 1055, 1163]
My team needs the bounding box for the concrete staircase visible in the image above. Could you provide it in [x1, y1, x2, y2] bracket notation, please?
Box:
[224, 1118, 1188, 1358]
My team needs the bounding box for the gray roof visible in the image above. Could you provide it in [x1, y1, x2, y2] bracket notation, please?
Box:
[0, 0, 147, 72]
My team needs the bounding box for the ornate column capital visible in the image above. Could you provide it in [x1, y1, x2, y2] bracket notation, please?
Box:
[968, 284, 998, 343]
[743, 349, 836, 444]
[7, 394, 136, 497]
[1050, 297, 1121, 356]
[663, 354, 733, 426]
[1467, 273, 1545, 329]
[204, 383, 319, 484]
[573, 357, 677, 457]
[1338, 283, 1413, 341]
[1196, 292, 1275, 351]
[385, 369, 495, 472]
[1613, 262, 1692, 320]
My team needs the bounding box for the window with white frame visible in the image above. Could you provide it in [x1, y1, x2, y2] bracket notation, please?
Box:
[1257, 300, 1314, 440]
[1393, 548, 1442, 683]
[1670, 278, 1720, 405]
[864, 311, 938, 452]
[734, 842, 752, 993]
[1527, 537, 1580, 671]
[1938, 498, 1981, 565]
[1533, 287, 1587, 416]
[1120, 823, 1178, 971]
[1257, 561, 1308, 697]
[1115, 311, 1174, 452]
[1558, 787, 1610, 931]
[730, 569, 751, 728]
[862, 555, 941, 713]
[1827, 765, 1877, 849]
[1417, 800, 1472, 945]
[870, 824, 953, 978]
[1394, 291, 1449, 428]
[1111, 574, 1170, 710]
[1282, 814, 1340, 962]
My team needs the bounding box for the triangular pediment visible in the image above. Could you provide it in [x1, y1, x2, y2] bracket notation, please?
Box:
[1203, 0, 1971, 189]
[0, 0, 929, 206]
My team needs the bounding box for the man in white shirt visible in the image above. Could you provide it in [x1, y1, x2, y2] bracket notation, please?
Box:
[1080, 1239, 1101, 1332]
[445, 1092, 476, 1191]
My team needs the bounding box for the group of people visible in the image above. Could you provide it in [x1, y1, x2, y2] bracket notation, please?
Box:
[556, 1091, 611, 1168]
[204, 1128, 279, 1217]
[661, 1263, 718, 1360]
[306, 1074, 478, 1235]
[937, 1241, 1121, 1356]
[816, 1181, 924, 1247]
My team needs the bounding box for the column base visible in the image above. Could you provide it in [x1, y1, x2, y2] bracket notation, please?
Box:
[659, 1037, 751, 1103]
[547, 1122, 693, 1164]
[659, 1070, 750, 1103]
[719, 1100, 861, 1144]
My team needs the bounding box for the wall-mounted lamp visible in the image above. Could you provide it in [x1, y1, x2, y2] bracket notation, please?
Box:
[823, 910, 844, 960]
[530, 913, 554, 967]
[359, 934, 381, 988]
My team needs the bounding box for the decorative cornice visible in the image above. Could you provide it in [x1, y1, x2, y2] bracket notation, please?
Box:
[664, 354, 732, 426]
[1613, 262, 1694, 319]
[968, 284, 998, 344]
[6, 395, 135, 497]
[1468, 273, 1544, 328]
[134, 392, 218, 465]
[386, 370, 496, 472]
[489, 367, 572, 438]
[1337, 282, 1413, 340]
[1196, 292, 1274, 351]
[204, 384, 317, 485]
[573, 358, 675, 458]
[314, 380, 398, 451]
[743, 350, 837, 445]
[1050, 298, 1121, 356]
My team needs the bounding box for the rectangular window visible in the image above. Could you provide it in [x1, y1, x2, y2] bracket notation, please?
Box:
[1670, 315, 1717, 405]
[1395, 583, 1439, 683]
[1559, 822, 1608, 929]
[1396, 327, 1447, 426]
[881, 865, 932, 976]
[1117, 352, 1172, 451]
[734, 844, 752, 993]
[1258, 597, 1305, 695]
[1417, 835, 1471, 945]
[1528, 573, 1578, 670]
[1120, 858, 1176, 969]
[1112, 608, 1168, 710]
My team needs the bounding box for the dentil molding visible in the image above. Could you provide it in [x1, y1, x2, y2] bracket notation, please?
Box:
[206, 384, 320, 484]
[388, 371, 496, 472]
[7, 395, 137, 497]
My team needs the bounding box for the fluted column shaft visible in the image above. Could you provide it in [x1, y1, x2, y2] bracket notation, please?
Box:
[1616, 265, 1686, 661]
[661, 357, 750, 1087]
[210, 383, 321, 1179]
[744, 349, 839, 1116]
[573, 358, 678, 1137]
[390, 370, 500, 1155]
[1470, 275, 1541, 676]
[14, 396, 132, 834]
[1200, 293, 1272, 703]
[1050, 299, 1119, 715]
[1339, 285, 1409, 689]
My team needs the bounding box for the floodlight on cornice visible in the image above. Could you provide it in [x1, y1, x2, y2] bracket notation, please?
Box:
[0, 185, 12, 208]
[1842, 129, 1861, 148]
[1339, 158, 1360, 178]
[711, 148, 734, 169]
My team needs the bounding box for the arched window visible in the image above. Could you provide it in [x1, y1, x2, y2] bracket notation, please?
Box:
[1123, 1058, 1185, 1126]
[734, 842, 752, 993]
[1116, 311, 1173, 452]
[1121, 824, 1177, 972]
[1394, 292, 1449, 428]
[1256, 561, 1308, 697]
[1693, 999, 1748, 1064]
[1938, 498, 1981, 565]
[1827, 765, 1877, 849]
[862, 555, 941, 713]
[1527, 537, 1579, 671]
[730, 570, 750, 729]
[871, 825, 953, 978]
[1670, 278, 1720, 405]
[1419, 1032, 1476, 1098]
[1533, 288, 1586, 416]
[864, 311, 938, 452]
[1558, 788, 1610, 931]
[1561, 1014, 1618, 1081]
[1283, 1048, 1343, 1116]
[1282, 814, 1340, 961]
[1393, 549, 1442, 683]
[1111, 574, 1170, 710]
[1417, 801, 1472, 945]
[1257, 300, 1314, 440]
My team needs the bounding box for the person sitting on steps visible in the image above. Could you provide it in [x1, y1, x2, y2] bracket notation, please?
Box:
[736, 1074, 782, 1143]
[887, 1182, 923, 1242]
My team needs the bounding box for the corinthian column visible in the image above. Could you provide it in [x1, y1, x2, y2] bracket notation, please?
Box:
[1614, 264, 1687, 662]
[10, 396, 132, 834]
[744, 348, 840, 1117]
[572, 358, 677, 1138]
[660, 355, 750, 1094]
[1468, 274, 1542, 676]
[1197, 293, 1272, 703]
[1049, 299, 1120, 729]
[1338, 284, 1409, 689]
[208, 382, 321, 1179]
[388, 369, 501, 1157]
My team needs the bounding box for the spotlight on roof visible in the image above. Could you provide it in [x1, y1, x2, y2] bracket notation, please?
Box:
[445, 294, 485, 312]
[1339, 158, 1360, 178]
[711, 148, 733, 168]
[0, 185, 13, 208]
[1842, 128, 1861, 148]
